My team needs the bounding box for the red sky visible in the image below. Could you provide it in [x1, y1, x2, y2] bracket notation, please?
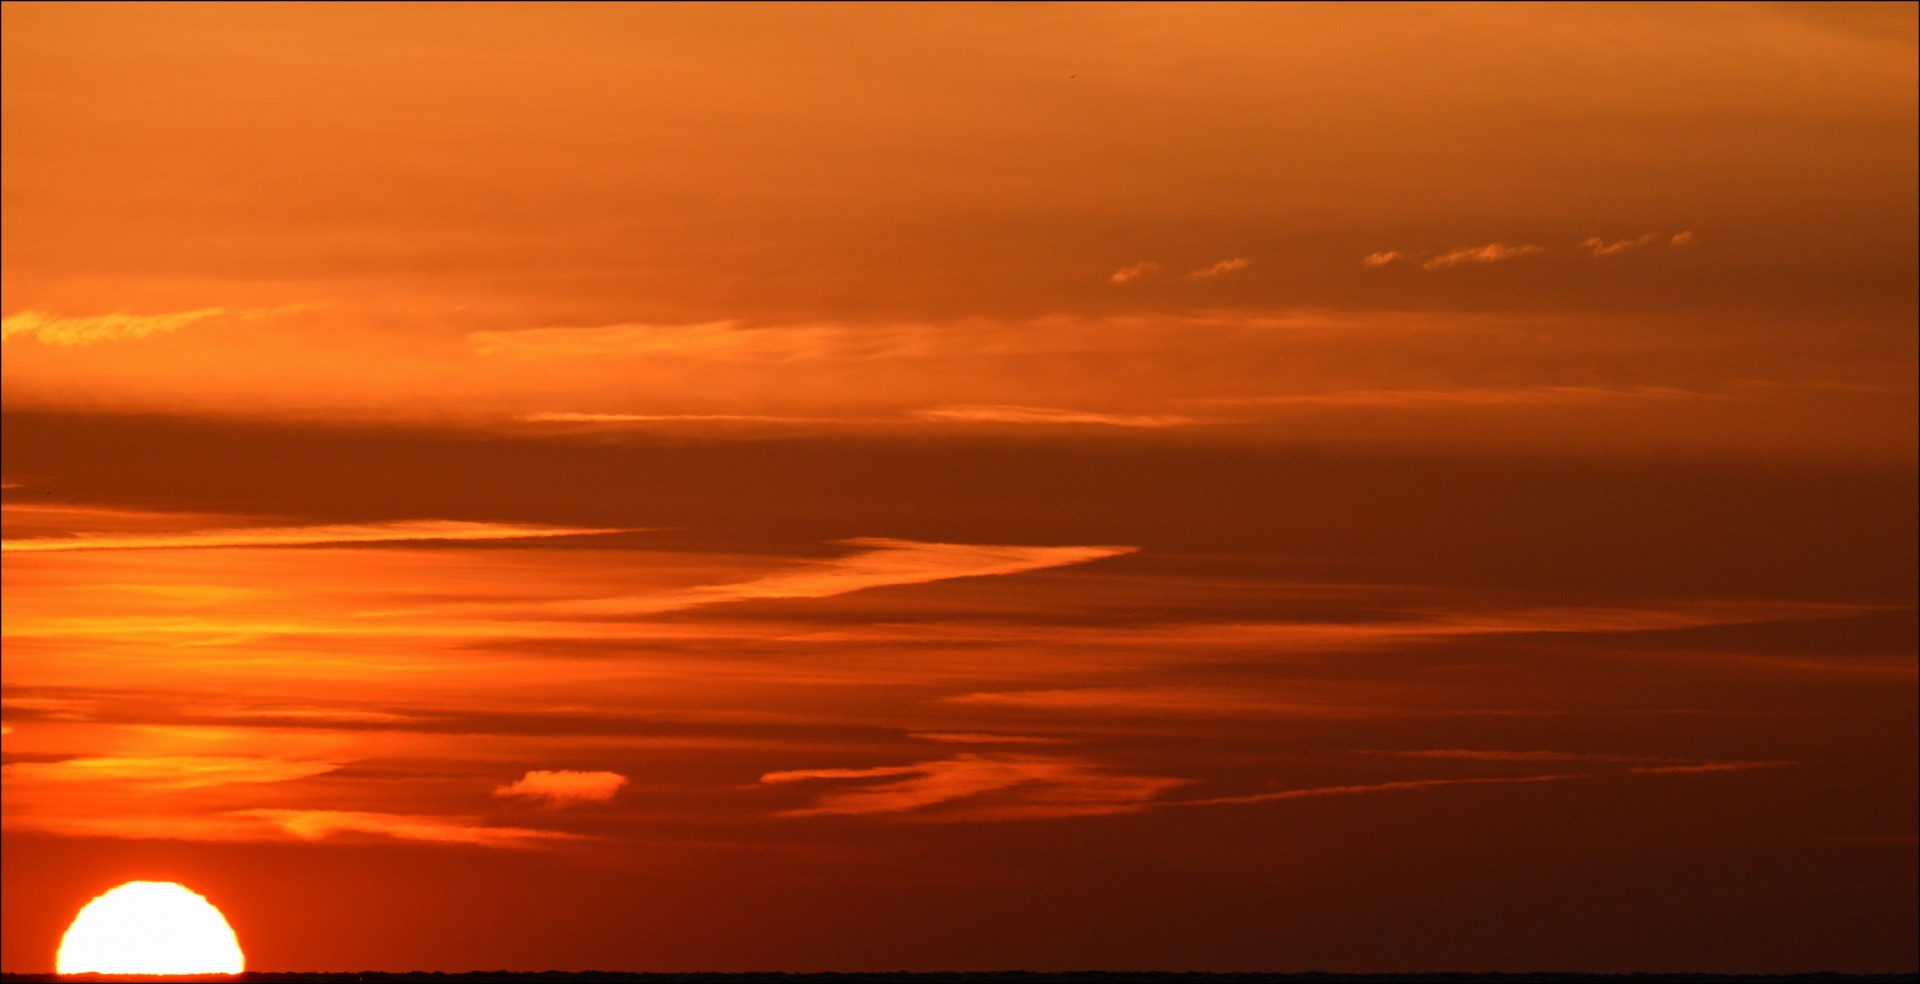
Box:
[2, 2, 1915, 973]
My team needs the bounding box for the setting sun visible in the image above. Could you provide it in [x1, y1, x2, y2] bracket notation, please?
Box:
[56, 881, 244, 976]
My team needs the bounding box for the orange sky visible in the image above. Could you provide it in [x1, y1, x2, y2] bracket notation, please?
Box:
[2, 2, 1915, 973]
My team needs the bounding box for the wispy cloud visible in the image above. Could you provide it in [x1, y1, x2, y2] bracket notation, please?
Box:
[1, 306, 307, 346]
[1580, 230, 1695, 255]
[3, 755, 341, 789]
[760, 753, 1189, 820]
[945, 687, 1380, 718]
[470, 321, 747, 358]
[1186, 759, 1792, 809]
[240, 809, 580, 846]
[1627, 760, 1793, 775]
[210, 707, 421, 725]
[913, 405, 1197, 428]
[529, 539, 1135, 617]
[909, 732, 1071, 745]
[2, 308, 229, 346]
[1187, 773, 1589, 807]
[1355, 749, 1667, 763]
[520, 412, 806, 424]
[1582, 233, 1661, 256]
[1185, 257, 1251, 280]
[1422, 243, 1546, 270]
[4, 807, 578, 848]
[1, 519, 624, 553]
[494, 769, 629, 805]
[1188, 384, 1702, 409]
[1371, 233, 1691, 271]
[1108, 261, 1164, 284]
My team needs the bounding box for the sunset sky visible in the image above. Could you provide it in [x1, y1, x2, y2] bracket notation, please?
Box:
[2, 2, 1916, 973]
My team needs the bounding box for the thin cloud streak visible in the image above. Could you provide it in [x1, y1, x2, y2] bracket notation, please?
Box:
[1188, 772, 1591, 807]
[1355, 749, 1671, 763]
[1187, 384, 1704, 409]
[1186, 258, 1251, 280]
[525, 539, 1136, 618]
[1628, 760, 1795, 775]
[761, 753, 1190, 820]
[2, 755, 341, 789]
[913, 405, 1198, 427]
[4, 811, 578, 848]
[241, 809, 581, 846]
[1, 305, 307, 345]
[1581, 231, 1694, 255]
[1422, 243, 1546, 270]
[1185, 761, 1795, 810]
[945, 687, 1385, 718]
[1583, 233, 1662, 256]
[1, 519, 626, 553]
[520, 412, 810, 424]
[3, 308, 226, 346]
[909, 732, 1072, 745]
[470, 321, 747, 358]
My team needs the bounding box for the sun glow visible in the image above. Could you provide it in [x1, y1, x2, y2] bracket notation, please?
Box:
[56, 881, 245, 975]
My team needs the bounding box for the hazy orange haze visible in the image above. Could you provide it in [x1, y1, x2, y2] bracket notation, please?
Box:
[2, 2, 1916, 973]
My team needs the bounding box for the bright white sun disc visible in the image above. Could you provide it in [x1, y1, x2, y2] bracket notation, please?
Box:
[57, 881, 245, 975]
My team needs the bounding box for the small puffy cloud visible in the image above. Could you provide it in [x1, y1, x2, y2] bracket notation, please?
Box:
[1360, 251, 1403, 268]
[1185, 257, 1250, 280]
[1107, 260, 1164, 284]
[1669, 230, 1694, 247]
[494, 769, 629, 806]
[1422, 243, 1546, 270]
